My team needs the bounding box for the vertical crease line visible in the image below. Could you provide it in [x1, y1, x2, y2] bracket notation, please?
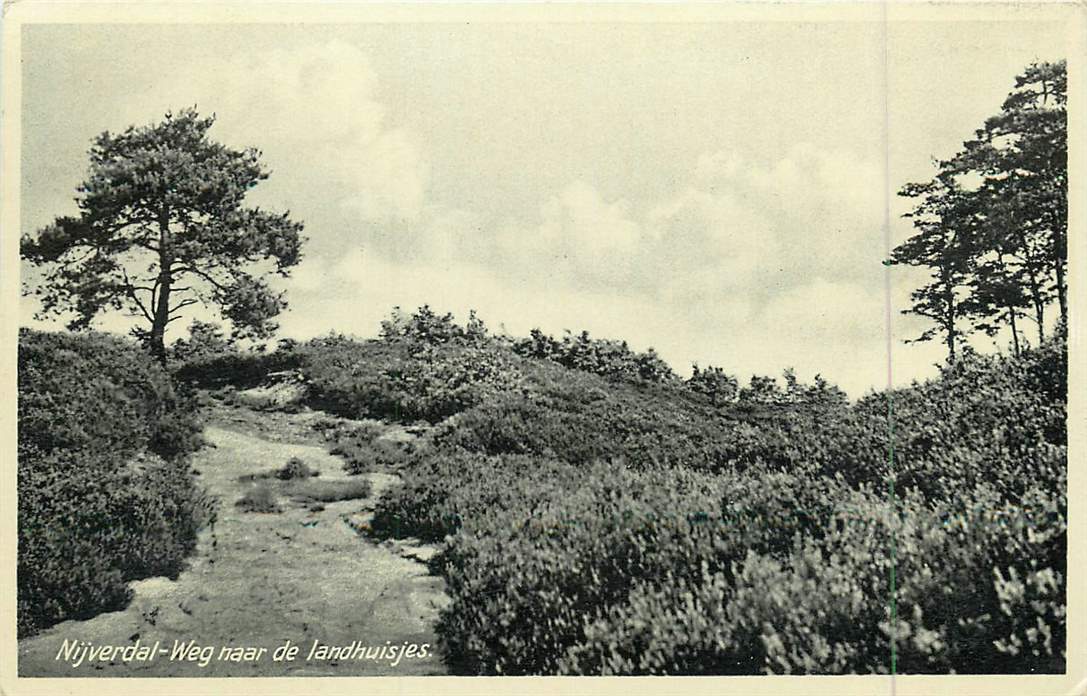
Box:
[879, 0, 898, 692]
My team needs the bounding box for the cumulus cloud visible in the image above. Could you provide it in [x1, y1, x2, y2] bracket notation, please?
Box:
[277, 142, 904, 396]
[205, 41, 429, 224]
[21, 35, 920, 396]
[692, 144, 888, 285]
[21, 24, 1058, 398]
[95, 39, 429, 229]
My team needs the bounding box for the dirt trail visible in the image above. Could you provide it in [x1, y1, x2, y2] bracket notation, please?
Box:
[18, 422, 449, 677]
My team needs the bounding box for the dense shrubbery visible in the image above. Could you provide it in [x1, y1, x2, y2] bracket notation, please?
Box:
[369, 334, 1066, 675]
[433, 386, 737, 471]
[118, 305, 1065, 674]
[295, 309, 681, 423]
[168, 318, 304, 390]
[512, 327, 676, 383]
[855, 339, 1066, 502]
[380, 305, 490, 346]
[236, 483, 281, 514]
[297, 331, 523, 423]
[173, 346, 303, 390]
[19, 329, 203, 460]
[276, 457, 319, 480]
[17, 329, 212, 638]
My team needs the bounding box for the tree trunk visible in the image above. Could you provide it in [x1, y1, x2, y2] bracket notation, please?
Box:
[1008, 306, 1020, 356]
[1055, 257, 1067, 330]
[149, 208, 173, 366]
[1033, 291, 1046, 344]
[944, 270, 956, 362]
[946, 312, 956, 362]
[1026, 267, 1045, 343]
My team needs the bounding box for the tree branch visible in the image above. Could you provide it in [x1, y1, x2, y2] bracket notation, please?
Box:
[120, 268, 154, 324]
[168, 297, 199, 315]
[174, 264, 229, 293]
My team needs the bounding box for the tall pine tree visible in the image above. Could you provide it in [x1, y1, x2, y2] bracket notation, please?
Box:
[892, 60, 1066, 358]
[21, 108, 306, 364]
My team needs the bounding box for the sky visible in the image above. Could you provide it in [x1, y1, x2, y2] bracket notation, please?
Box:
[18, 14, 1070, 398]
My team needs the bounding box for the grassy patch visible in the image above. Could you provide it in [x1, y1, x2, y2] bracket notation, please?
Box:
[286, 478, 372, 504]
[235, 484, 281, 513]
[238, 457, 321, 484]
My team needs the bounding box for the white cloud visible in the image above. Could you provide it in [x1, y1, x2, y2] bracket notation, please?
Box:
[21, 23, 1061, 399]
[207, 41, 429, 224]
[277, 142, 903, 397]
[103, 40, 429, 226]
[338, 127, 429, 223]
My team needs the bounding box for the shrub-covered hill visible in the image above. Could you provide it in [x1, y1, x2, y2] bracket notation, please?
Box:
[177, 307, 1067, 675]
[17, 329, 213, 638]
[176, 307, 856, 473]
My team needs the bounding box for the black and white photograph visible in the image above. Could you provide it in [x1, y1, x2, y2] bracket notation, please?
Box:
[1, 2, 1082, 692]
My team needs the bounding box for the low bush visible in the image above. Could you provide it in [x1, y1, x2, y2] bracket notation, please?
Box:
[370, 335, 1066, 675]
[173, 348, 303, 390]
[433, 464, 860, 674]
[512, 327, 677, 384]
[148, 390, 206, 460]
[380, 305, 490, 346]
[853, 338, 1067, 502]
[331, 441, 380, 475]
[558, 477, 1065, 675]
[18, 447, 215, 637]
[17, 329, 211, 638]
[322, 421, 416, 474]
[300, 336, 523, 423]
[236, 484, 281, 513]
[18, 329, 202, 461]
[432, 380, 745, 472]
[429, 465, 1064, 675]
[276, 457, 319, 480]
[371, 453, 581, 542]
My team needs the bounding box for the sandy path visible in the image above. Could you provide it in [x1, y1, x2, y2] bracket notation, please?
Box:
[18, 425, 448, 677]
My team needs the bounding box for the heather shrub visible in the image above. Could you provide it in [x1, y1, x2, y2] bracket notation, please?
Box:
[512, 327, 677, 383]
[299, 336, 522, 423]
[371, 453, 579, 542]
[167, 320, 236, 364]
[561, 543, 882, 675]
[433, 465, 868, 674]
[380, 305, 491, 346]
[17, 329, 211, 637]
[276, 456, 318, 480]
[372, 335, 1065, 675]
[687, 364, 739, 404]
[236, 484, 281, 513]
[334, 442, 381, 475]
[18, 448, 215, 637]
[433, 465, 1064, 675]
[173, 348, 303, 390]
[434, 377, 742, 471]
[147, 389, 206, 460]
[18, 329, 196, 459]
[854, 338, 1066, 502]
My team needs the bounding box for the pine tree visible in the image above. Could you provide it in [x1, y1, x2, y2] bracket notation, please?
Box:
[21, 108, 306, 364]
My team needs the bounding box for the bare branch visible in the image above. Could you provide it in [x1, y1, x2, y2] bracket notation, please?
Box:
[168, 297, 199, 315]
[174, 264, 229, 293]
[120, 267, 154, 324]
